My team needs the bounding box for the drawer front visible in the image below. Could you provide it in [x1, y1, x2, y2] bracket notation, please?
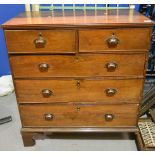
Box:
[5, 30, 76, 53]
[79, 28, 150, 52]
[10, 53, 146, 78]
[20, 104, 138, 127]
[15, 79, 143, 103]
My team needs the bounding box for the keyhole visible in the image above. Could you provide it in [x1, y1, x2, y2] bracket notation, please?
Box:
[76, 106, 81, 112]
[76, 81, 80, 88]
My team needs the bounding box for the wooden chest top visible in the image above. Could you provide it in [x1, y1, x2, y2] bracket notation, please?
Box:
[2, 9, 155, 28]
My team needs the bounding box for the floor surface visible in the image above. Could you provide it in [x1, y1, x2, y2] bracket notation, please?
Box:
[0, 93, 137, 151]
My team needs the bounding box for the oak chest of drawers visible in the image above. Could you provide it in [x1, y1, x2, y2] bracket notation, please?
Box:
[2, 9, 155, 147]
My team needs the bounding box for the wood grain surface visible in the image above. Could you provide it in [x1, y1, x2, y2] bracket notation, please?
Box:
[10, 53, 146, 78]
[20, 104, 138, 127]
[15, 79, 143, 103]
[5, 30, 76, 53]
[79, 28, 150, 52]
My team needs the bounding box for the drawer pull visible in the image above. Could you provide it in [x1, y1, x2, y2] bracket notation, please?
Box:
[44, 114, 54, 121]
[106, 34, 119, 46]
[42, 89, 53, 97]
[39, 63, 49, 72]
[105, 88, 117, 96]
[106, 62, 117, 72]
[34, 33, 46, 48]
[105, 114, 114, 121]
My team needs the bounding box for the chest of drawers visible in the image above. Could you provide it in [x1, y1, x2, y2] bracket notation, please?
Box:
[2, 9, 155, 147]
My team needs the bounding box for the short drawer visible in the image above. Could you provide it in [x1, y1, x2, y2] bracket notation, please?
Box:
[20, 104, 138, 127]
[10, 53, 146, 78]
[79, 28, 150, 52]
[5, 30, 76, 53]
[15, 79, 143, 103]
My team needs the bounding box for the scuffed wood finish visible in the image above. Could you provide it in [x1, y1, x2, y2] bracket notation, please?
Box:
[20, 104, 138, 127]
[79, 28, 150, 52]
[5, 30, 76, 53]
[10, 53, 146, 78]
[15, 79, 143, 103]
[2, 10, 155, 28]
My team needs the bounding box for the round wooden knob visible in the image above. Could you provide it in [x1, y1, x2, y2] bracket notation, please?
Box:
[105, 114, 114, 121]
[42, 89, 53, 97]
[106, 35, 119, 46]
[106, 62, 117, 72]
[34, 33, 46, 48]
[38, 63, 49, 72]
[44, 114, 54, 121]
[105, 88, 117, 96]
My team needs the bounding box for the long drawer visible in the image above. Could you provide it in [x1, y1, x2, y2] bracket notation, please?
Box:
[10, 53, 146, 78]
[5, 30, 76, 53]
[15, 79, 143, 103]
[20, 104, 138, 127]
[79, 28, 150, 52]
